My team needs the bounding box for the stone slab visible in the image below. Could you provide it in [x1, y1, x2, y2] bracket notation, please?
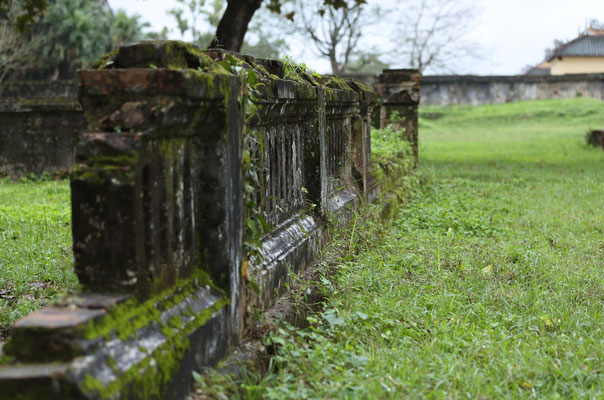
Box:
[14, 307, 105, 330]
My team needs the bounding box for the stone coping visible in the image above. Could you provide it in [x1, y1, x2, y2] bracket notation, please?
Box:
[0, 97, 81, 112]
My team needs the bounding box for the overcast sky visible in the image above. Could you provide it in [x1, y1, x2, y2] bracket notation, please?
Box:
[107, 0, 604, 75]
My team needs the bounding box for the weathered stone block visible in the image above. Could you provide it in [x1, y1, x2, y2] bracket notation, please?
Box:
[3, 307, 106, 362]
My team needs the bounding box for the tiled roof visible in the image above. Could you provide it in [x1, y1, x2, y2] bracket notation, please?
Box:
[526, 67, 550, 76]
[525, 60, 551, 76]
[551, 35, 604, 58]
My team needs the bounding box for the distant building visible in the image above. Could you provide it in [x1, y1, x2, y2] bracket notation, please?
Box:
[547, 28, 604, 75]
[525, 60, 551, 76]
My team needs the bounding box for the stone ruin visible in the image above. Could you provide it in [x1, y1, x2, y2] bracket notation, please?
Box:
[0, 41, 420, 399]
[0, 81, 83, 178]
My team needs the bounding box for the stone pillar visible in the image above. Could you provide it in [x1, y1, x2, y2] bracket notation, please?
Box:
[73, 42, 243, 307]
[345, 79, 379, 202]
[379, 69, 422, 161]
[320, 77, 360, 219]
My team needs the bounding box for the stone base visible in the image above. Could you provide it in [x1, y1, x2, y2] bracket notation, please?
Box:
[326, 187, 359, 224]
[0, 276, 229, 400]
[247, 213, 323, 313]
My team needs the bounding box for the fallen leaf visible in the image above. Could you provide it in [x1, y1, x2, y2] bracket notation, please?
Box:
[242, 260, 250, 282]
[387, 375, 400, 386]
[29, 281, 48, 290]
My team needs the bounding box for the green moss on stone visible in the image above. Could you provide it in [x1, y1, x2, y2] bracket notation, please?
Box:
[89, 49, 119, 69]
[74, 268, 229, 399]
[325, 75, 351, 91]
[71, 164, 136, 185]
[107, 356, 118, 373]
[86, 152, 140, 167]
[80, 269, 219, 341]
[78, 294, 229, 399]
[88, 41, 234, 77]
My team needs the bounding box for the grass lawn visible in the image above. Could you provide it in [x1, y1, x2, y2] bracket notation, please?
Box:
[0, 178, 76, 340]
[197, 98, 604, 398]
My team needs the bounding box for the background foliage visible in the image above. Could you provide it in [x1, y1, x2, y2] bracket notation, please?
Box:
[1, 0, 152, 82]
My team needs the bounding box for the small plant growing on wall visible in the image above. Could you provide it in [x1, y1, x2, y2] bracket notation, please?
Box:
[218, 53, 269, 290]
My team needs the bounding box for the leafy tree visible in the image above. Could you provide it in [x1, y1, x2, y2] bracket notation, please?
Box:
[0, 0, 47, 32]
[16, 0, 150, 79]
[169, 0, 222, 45]
[31, 0, 113, 78]
[587, 19, 604, 30]
[110, 10, 151, 45]
[544, 39, 566, 60]
[346, 49, 389, 74]
[241, 35, 288, 60]
[208, 0, 262, 51]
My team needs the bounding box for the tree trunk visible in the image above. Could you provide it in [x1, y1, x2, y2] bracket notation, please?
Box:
[329, 51, 342, 75]
[209, 0, 263, 52]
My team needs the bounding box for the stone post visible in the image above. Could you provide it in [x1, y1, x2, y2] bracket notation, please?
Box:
[345, 79, 380, 202]
[379, 69, 422, 161]
[320, 77, 360, 219]
[73, 42, 243, 315]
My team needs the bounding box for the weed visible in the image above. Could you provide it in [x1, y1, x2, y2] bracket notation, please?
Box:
[281, 55, 321, 81]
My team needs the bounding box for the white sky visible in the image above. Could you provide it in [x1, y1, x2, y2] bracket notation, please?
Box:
[107, 0, 604, 75]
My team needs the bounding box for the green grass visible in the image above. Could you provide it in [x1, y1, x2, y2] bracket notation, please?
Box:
[196, 98, 604, 399]
[0, 178, 76, 338]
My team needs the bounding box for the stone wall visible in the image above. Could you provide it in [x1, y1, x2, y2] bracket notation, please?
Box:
[0, 96, 83, 178]
[1, 80, 78, 98]
[421, 74, 604, 106]
[0, 42, 420, 400]
[342, 72, 604, 106]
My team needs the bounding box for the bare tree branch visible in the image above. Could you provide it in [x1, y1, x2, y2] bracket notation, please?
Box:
[285, 0, 380, 74]
[394, 0, 482, 74]
[0, 5, 40, 95]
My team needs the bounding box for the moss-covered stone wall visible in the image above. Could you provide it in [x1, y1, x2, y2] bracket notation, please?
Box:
[0, 97, 83, 178]
[0, 41, 420, 400]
